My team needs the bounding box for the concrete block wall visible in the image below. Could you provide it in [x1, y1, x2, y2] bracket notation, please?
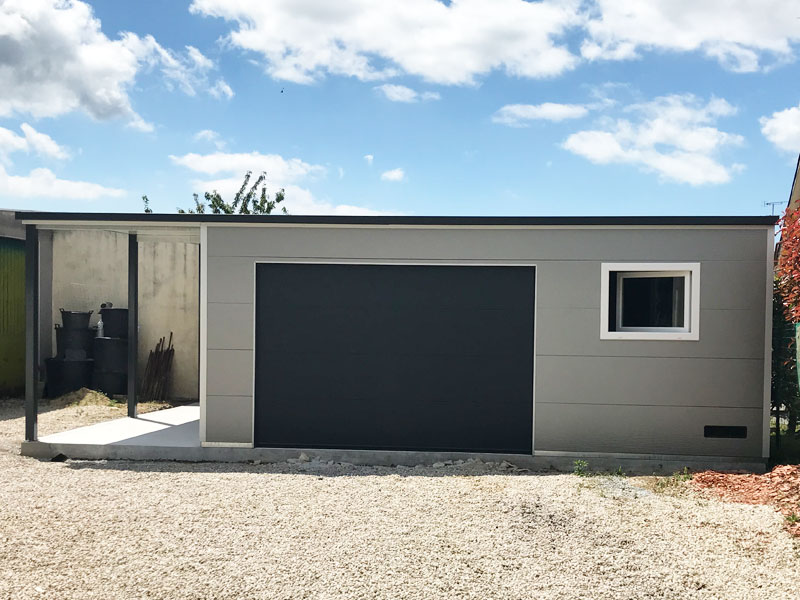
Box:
[48, 230, 199, 400]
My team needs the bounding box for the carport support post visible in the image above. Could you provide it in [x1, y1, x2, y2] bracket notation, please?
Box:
[127, 234, 138, 418]
[24, 225, 39, 441]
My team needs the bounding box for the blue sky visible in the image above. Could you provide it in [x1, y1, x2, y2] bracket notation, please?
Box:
[1, 0, 799, 216]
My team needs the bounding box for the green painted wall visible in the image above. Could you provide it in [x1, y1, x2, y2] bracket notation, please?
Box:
[0, 237, 25, 397]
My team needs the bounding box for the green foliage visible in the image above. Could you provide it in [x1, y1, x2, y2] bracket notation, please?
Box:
[785, 513, 799, 524]
[772, 278, 800, 444]
[573, 459, 589, 477]
[652, 467, 692, 494]
[177, 171, 287, 215]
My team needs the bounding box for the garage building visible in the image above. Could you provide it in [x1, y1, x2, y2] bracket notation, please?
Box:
[17, 213, 776, 469]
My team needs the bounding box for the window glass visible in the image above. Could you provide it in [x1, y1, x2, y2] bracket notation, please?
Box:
[620, 276, 685, 328]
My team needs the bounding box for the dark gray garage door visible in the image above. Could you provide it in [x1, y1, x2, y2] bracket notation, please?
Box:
[254, 263, 534, 453]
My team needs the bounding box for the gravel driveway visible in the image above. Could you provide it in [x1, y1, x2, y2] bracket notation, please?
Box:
[1, 399, 798, 600]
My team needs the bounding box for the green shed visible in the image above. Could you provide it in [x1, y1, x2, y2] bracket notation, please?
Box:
[0, 235, 25, 396]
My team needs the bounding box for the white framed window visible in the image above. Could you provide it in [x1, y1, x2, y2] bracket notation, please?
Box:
[600, 263, 700, 341]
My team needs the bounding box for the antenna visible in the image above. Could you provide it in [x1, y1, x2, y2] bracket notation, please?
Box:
[764, 200, 783, 215]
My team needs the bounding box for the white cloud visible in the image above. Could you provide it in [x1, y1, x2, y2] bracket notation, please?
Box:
[189, 0, 582, 85]
[170, 151, 325, 181]
[209, 79, 234, 99]
[0, 165, 124, 199]
[0, 0, 225, 129]
[374, 84, 440, 103]
[0, 123, 69, 162]
[193, 129, 226, 150]
[364, 154, 374, 166]
[171, 150, 394, 214]
[492, 102, 589, 126]
[583, 0, 800, 72]
[562, 94, 744, 185]
[760, 103, 800, 153]
[381, 168, 406, 182]
[126, 114, 155, 133]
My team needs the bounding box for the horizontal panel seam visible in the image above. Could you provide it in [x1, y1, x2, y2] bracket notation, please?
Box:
[207, 256, 768, 263]
[537, 401, 762, 409]
[537, 354, 762, 360]
[536, 355, 762, 361]
[208, 347, 253, 351]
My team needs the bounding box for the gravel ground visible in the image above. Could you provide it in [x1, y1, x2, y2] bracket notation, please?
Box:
[1, 399, 799, 599]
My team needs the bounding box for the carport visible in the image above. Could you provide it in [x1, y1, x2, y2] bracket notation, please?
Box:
[18, 213, 200, 442]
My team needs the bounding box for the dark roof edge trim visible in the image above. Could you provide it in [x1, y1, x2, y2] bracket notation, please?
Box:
[15, 212, 778, 226]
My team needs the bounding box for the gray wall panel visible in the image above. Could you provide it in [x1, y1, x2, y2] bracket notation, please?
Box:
[207, 256, 255, 303]
[536, 356, 763, 408]
[207, 302, 253, 350]
[701, 261, 767, 310]
[537, 308, 764, 359]
[206, 395, 251, 443]
[207, 226, 765, 262]
[535, 404, 763, 456]
[207, 349, 253, 397]
[535, 261, 600, 309]
[204, 224, 770, 455]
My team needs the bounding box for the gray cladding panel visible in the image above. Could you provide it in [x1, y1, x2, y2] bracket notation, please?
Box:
[204, 225, 770, 454]
[207, 350, 253, 397]
[207, 302, 253, 350]
[536, 356, 763, 408]
[207, 226, 766, 261]
[535, 404, 763, 456]
[538, 308, 764, 359]
[207, 257, 255, 304]
[206, 396, 252, 443]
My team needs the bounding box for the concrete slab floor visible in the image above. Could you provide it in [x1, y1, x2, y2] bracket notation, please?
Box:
[38, 404, 199, 448]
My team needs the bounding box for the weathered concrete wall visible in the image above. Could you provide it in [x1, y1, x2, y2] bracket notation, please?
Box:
[50, 230, 199, 399]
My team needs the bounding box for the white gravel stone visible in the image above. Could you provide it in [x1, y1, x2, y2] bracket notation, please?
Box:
[0, 398, 798, 599]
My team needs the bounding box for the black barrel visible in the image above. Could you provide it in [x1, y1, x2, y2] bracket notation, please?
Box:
[93, 337, 128, 372]
[55, 325, 95, 360]
[92, 337, 128, 396]
[60, 309, 92, 330]
[91, 371, 127, 396]
[45, 358, 94, 398]
[100, 307, 128, 339]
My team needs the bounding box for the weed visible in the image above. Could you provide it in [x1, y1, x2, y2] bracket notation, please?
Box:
[652, 467, 693, 494]
[573, 459, 589, 477]
[786, 513, 800, 524]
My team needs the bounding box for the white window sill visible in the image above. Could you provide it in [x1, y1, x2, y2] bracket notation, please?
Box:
[600, 330, 700, 341]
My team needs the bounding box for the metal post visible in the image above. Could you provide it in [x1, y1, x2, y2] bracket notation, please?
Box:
[127, 234, 138, 418]
[24, 225, 39, 441]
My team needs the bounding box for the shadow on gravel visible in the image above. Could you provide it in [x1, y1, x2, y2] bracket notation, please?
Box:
[61, 458, 567, 478]
[0, 398, 88, 422]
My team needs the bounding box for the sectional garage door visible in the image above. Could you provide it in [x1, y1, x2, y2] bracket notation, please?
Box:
[254, 263, 535, 454]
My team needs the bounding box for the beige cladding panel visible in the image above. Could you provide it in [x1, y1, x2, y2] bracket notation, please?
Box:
[535, 404, 763, 457]
[204, 224, 770, 455]
[207, 226, 766, 261]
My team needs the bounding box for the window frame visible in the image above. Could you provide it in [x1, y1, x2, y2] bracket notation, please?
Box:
[600, 262, 700, 341]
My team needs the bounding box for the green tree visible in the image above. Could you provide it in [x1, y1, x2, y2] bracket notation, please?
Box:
[143, 171, 287, 215]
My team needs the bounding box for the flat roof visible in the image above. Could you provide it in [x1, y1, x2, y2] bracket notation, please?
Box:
[15, 212, 778, 227]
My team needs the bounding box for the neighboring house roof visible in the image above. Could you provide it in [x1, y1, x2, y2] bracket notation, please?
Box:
[0, 209, 25, 240]
[15, 212, 778, 227]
